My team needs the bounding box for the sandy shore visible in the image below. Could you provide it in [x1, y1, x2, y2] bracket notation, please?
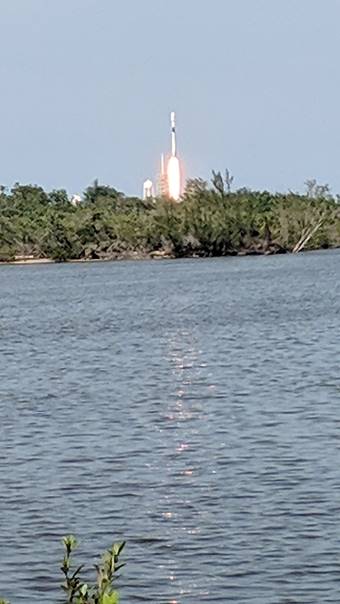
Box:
[1, 252, 168, 265]
[6, 257, 54, 265]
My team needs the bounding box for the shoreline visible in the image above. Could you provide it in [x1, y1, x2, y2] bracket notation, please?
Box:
[0, 246, 336, 266]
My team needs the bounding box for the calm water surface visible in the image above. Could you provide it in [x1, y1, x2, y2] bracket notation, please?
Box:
[1, 251, 340, 603]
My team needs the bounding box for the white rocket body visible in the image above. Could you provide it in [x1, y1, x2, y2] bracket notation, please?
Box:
[167, 111, 181, 200]
[171, 111, 177, 157]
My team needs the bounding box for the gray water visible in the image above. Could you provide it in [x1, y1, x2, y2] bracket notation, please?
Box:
[0, 251, 340, 603]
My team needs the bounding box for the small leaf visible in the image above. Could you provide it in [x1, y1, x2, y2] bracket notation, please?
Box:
[71, 565, 84, 580]
[101, 592, 119, 604]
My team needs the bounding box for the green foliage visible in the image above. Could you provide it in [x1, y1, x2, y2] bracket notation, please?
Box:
[61, 535, 125, 604]
[0, 176, 339, 262]
[83, 180, 124, 206]
[0, 536, 125, 604]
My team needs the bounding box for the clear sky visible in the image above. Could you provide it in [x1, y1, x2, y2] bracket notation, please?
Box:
[0, 0, 340, 196]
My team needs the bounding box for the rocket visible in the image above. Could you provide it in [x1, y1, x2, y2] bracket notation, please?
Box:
[171, 111, 177, 157]
[167, 111, 181, 200]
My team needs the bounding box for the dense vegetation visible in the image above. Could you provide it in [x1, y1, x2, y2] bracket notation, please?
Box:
[0, 174, 339, 262]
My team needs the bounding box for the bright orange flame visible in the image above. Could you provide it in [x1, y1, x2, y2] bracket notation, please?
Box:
[167, 156, 181, 201]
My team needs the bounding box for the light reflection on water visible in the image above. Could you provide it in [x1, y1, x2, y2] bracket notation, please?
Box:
[0, 252, 340, 603]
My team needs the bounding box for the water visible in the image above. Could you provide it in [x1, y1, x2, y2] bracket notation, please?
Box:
[0, 251, 340, 603]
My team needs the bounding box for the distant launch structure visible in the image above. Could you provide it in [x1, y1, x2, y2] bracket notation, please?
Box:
[143, 179, 154, 200]
[143, 111, 183, 201]
[158, 153, 168, 197]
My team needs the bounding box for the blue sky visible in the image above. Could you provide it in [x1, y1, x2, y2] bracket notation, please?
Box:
[0, 0, 339, 195]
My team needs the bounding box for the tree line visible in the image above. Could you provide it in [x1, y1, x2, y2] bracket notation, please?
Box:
[0, 174, 339, 262]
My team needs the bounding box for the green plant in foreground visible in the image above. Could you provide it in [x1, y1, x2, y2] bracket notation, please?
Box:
[0, 536, 125, 604]
[61, 535, 125, 604]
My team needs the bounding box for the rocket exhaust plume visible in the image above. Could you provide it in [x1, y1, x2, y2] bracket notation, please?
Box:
[167, 111, 181, 200]
[167, 156, 181, 200]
